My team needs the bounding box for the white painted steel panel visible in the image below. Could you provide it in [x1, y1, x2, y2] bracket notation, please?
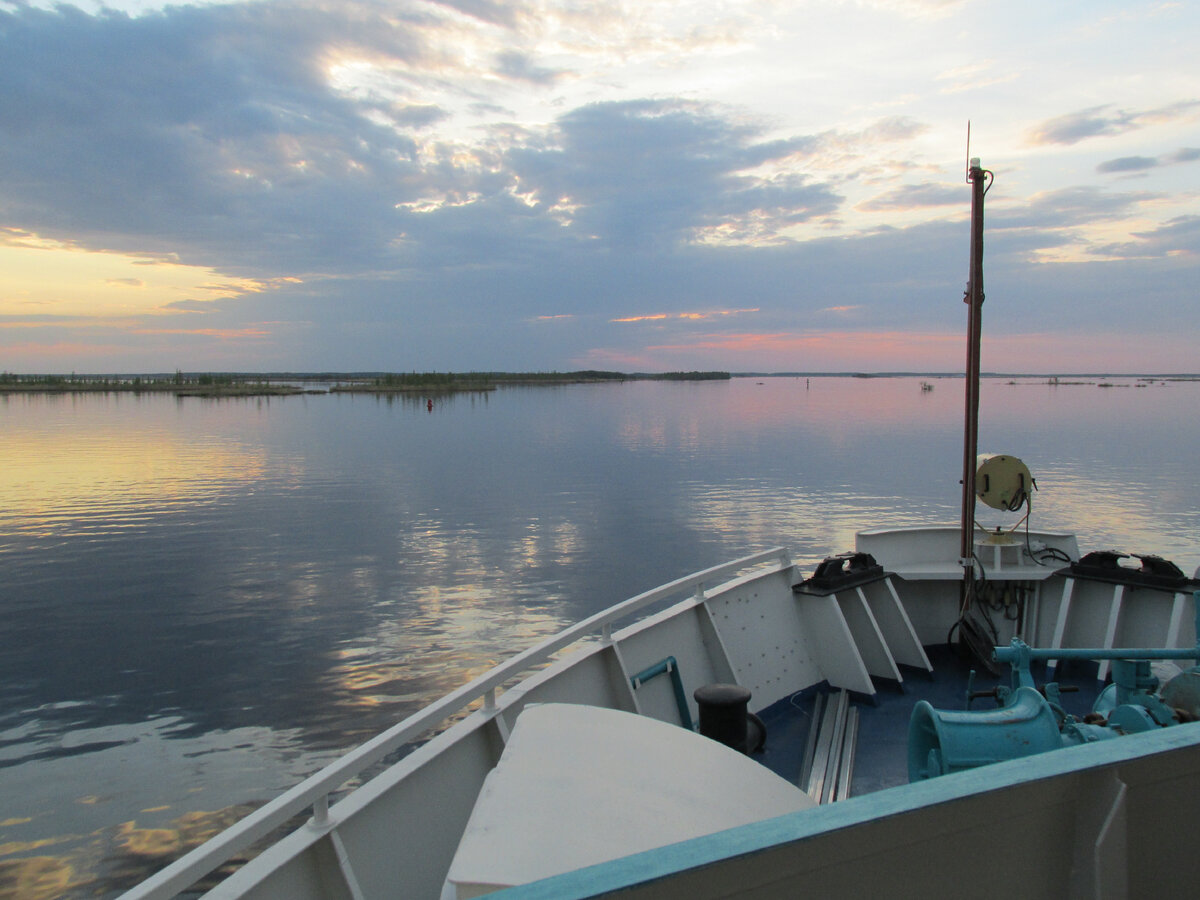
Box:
[792, 594, 873, 696]
[445, 704, 815, 898]
[704, 569, 823, 707]
[856, 526, 1079, 582]
[835, 589, 900, 682]
[870, 580, 933, 672]
[614, 605, 726, 726]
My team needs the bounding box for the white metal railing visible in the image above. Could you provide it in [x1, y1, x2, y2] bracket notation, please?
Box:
[123, 547, 793, 899]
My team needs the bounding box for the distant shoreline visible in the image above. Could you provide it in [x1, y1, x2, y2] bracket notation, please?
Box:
[734, 372, 1200, 381]
[0, 370, 733, 397]
[1, 370, 1195, 397]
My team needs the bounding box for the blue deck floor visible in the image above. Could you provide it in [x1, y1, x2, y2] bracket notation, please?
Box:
[753, 643, 1106, 796]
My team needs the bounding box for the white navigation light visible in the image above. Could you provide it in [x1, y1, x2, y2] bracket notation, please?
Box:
[976, 454, 1032, 511]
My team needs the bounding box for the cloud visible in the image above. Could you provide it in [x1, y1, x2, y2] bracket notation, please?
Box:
[975, 185, 1172, 262]
[1135, 214, 1200, 253]
[387, 104, 451, 129]
[429, 0, 520, 28]
[1096, 156, 1158, 173]
[936, 59, 1017, 94]
[860, 116, 928, 143]
[611, 308, 758, 323]
[129, 326, 272, 338]
[1026, 101, 1200, 146]
[507, 99, 842, 251]
[2, 2, 1198, 375]
[0, 2, 439, 274]
[835, 0, 967, 19]
[494, 50, 570, 85]
[161, 299, 223, 312]
[105, 277, 145, 287]
[1096, 215, 1200, 259]
[1168, 147, 1200, 163]
[1097, 147, 1200, 173]
[989, 186, 1160, 232]
[0, 4, 845, 286]
[858, 182, 962, 211]
[795, 117, 929, 167]
[613, 314, 670, 323]
[638, 328, 969, 372]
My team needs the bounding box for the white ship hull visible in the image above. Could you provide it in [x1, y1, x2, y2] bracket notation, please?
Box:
[124, 526, 1200, 900]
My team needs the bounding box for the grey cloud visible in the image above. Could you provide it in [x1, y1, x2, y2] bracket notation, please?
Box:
[1098, 215, 1200, 259]
[0, 313, 92, 324]
[858, 182, 962, 211]
[4, 4, 1194, 374]
[989, 186, 1159, 231]
[428, 0, 521, 28]
[861, 116, 928, 143]
[1135, 214, 1200, 251]
[469, 100, 513, 118]
[507, 100, 841, 250]
[1027, 106, 1134, 145]
[0, 5, 840, 284]
[387, 104, 451, 129]
[1097, 156, 1158, 174]
[1098, 147, 1200, 173]
[162, 299, 223, 312]
[714, 173, 841, 224]
[734, 134, 824, 170]
[0, 2, 434, 271]
[214, 216, 971, 370]
[1027, 101, 1200, 146]
[494, 50, 569, 85]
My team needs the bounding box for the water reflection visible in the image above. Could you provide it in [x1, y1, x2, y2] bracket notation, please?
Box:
[0, 799, 261, 900]
[2, 378, 1197, 897]
[0, 417, 268, 543]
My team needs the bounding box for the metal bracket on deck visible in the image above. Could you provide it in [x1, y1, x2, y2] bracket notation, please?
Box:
[630, 656, 695, 730]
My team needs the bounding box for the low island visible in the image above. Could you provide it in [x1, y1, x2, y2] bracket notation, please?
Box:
[0, 370, 731, 397]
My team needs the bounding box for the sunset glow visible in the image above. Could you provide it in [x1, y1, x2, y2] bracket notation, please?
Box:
[1, 1, 1197, 373]
[0, 232, 268, 321]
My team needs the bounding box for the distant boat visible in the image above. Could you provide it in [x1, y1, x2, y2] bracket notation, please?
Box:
[124, 161, 1200, 900]
[921, 380, 934, 391]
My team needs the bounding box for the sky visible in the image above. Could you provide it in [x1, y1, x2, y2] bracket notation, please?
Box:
[1, 0, 1197, 374]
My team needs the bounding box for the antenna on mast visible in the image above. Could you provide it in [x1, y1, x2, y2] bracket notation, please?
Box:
[965, 121, 972, 183]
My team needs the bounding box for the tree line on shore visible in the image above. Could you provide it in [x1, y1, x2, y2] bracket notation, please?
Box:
[0, 370, 731, 394]
[360, 370, 730, 388]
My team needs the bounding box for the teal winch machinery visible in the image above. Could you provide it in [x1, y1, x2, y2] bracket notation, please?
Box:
[909, 592, 1200, 781]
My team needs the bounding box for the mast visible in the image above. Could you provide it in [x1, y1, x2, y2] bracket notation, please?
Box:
[959, 158, 991, 602]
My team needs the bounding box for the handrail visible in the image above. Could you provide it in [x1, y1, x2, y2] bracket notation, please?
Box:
[123, 547, 793, 899]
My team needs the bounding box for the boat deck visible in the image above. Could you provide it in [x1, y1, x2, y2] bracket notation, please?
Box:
[121, 540, 1195, 900]
[754, 643, 1106, 797]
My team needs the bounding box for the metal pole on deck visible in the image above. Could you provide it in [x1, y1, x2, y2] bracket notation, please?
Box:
[959, 158, 990, 607]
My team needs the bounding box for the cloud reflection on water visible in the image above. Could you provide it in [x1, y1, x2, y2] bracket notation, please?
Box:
[0, 411, 269, 542]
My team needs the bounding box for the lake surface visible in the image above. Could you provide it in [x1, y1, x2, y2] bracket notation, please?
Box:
[2, 375, 1198, 898]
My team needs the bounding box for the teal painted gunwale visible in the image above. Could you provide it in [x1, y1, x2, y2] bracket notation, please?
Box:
[494, 721, 1200, 899]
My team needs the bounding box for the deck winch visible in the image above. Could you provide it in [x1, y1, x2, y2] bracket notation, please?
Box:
[908, 600, 1200, 781]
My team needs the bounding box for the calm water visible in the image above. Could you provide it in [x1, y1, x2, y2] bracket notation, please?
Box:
[2, 376, 1198, 897]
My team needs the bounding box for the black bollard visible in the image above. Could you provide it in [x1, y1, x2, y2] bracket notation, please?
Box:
[694, 683, 752, 753]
